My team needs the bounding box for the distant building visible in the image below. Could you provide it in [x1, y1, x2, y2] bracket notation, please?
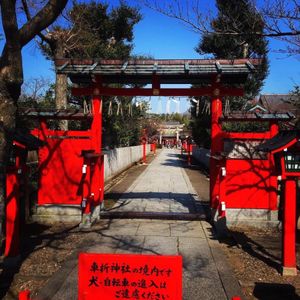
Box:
[258, 94, 299, 116]
[158, 121, 185, 145]
[248, 104, 267, 113]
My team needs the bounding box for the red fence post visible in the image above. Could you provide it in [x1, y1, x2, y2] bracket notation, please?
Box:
[19, 290, 31, 300]
[5, 168, 20, 257]
[282, 178, 297, 276]
[210, 85, 223, 209]
[143, 141, 147, 164]
[187, 143, 191, 165]
[100, 155, 105, 203]
[82, 162, 91, 215]
[91, 95, 104, 206]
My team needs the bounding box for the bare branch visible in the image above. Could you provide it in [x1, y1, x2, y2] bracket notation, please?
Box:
[0, 1, 19, 45]
[18, 0, 68, 47]
[20, 0, 52, 44]
[141, 0, 300, 55]
[21, 76, 51, 101]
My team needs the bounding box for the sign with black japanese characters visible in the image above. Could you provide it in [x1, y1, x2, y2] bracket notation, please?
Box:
[78, 253, 182, 300]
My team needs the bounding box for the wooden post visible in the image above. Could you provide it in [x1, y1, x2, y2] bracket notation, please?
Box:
[143, 141, 147, 164]
[91, 95, 103, 206]
[210, 84, 223, 209]
[19, 290, 31, 300]
[91, 96, 102, 153]
[5, 168, 20, 257]
[282, 178, 297, 276]
[269, 121, 279, 210]
[187, 143, 191, 165]
[82, 162, 91, 215]
[100, 155, 104, 203]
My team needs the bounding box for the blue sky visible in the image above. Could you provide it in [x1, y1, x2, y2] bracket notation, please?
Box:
[9, 1, 300, 113]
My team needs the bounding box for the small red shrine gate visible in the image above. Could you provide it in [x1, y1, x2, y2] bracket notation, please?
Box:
[19, 59, 262, 228]
[215, 113, 294, 224]
[258, 130, 300, 275]
[53, 58, 258, 218]
[5, 131, 42, 258]
[22, 103, 104, 226]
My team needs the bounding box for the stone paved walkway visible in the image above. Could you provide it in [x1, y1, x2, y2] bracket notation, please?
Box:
[105, 148, 203, 214]
[38, 149, 241, 300]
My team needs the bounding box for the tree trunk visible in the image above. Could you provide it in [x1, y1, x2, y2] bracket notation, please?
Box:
[55, 41, 68, 130]
[0, 78, 18, 244]
[0, 0, 68, 250]
[55, 72, 68, 130]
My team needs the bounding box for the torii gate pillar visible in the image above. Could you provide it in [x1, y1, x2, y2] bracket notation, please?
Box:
[81, 95, 104, 227]
[210, 84, 223, 209]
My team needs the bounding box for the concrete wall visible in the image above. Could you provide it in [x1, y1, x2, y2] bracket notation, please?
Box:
[104, 144, 151, 181]
[192, 146, 210, 169]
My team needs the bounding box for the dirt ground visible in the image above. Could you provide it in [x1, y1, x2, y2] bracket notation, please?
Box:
[220, 227, 300, 300]
[1, 151, 300, 299]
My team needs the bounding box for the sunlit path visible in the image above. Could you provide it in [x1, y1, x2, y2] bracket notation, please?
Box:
[104, 148, 204, 216]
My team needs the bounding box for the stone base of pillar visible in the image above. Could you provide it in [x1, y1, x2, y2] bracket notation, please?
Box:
[79, 213, 92, 229]
[282, 267, 297, 276]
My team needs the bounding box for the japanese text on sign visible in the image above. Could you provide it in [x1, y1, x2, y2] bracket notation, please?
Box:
[79, 253, 182, 300]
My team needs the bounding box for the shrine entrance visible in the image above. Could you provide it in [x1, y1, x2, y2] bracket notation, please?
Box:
[48, 58, 258, 222]
[6, 59, 298, 278]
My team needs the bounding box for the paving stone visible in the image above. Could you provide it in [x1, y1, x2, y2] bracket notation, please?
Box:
[145, 201, 170, 212]
[136, 221, 171, 237]
[115, 200, 146, 212]
[86, 236, 119, 253]
[169, 203, 191, 213]
[142, 236, 178, 255]
[179, 237, 215, 276]
[170, 221, 206, 238]
[115, 236, 145, 254]
[101, 219, 139, 236]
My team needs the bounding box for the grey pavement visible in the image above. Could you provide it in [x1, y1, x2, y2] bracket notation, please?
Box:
[38, 149, 241, 300]
[105, 148, 204, 214]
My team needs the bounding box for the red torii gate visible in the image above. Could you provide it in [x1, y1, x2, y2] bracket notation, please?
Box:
[56, 58, 260, 214]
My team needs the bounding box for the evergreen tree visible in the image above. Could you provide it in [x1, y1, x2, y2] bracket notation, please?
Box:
[191, 0, 269, 145]
[197, 0, 269, 99]
[68, 1, 141, 59]
[38, 1, 144, 147]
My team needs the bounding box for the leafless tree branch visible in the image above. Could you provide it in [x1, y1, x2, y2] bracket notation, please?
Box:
[141, 0, 300, 55]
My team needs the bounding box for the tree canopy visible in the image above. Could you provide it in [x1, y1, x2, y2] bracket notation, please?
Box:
[40, 1, 142, 60]
[197, 0, 269, 98]
[36, 1, 146, 147]
[189, 0, 269, 146]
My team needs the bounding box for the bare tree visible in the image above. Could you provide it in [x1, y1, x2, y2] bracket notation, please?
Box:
[262, 0, 300, 55]
[0, 0, 68, 243]
[142, 0, 300, 55]
[20, 76, 52, 102]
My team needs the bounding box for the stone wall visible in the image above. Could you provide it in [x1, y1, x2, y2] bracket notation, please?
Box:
[104, 144, 151, 181]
